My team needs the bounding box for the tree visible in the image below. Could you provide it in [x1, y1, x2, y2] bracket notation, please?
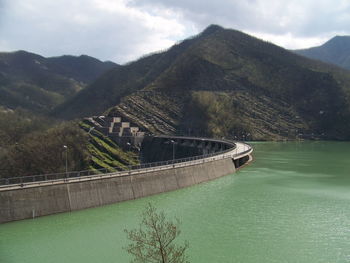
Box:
[124, 203, 189, 263]
[0, 122, 90, 178]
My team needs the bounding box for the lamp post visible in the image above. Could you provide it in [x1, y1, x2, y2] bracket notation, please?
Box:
[170, 140, 175, 162]
[201, 138, 205, 155]
[63, 145, 68, 175]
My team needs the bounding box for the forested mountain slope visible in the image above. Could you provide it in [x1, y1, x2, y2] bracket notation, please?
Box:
[54, 25, 350, 140]
[0, 51, 117, 113]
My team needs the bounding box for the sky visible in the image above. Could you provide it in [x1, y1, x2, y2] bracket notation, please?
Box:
[0, 0, 349, 63]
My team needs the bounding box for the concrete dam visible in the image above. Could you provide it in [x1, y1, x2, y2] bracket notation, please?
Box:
[0, 121, 253, 224]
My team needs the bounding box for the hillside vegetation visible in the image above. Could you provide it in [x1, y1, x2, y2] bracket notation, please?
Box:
[0, 119, 138, 178]
[0, 51, 137, 178]
[0, 51, 117, 113]
[54, 25, 350, 140]
[0, 107, 56, 149]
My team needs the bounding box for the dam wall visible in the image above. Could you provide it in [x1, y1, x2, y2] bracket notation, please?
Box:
[0, 158, 236, 223]
[0, 137, 252, 224]
[140, 136, 231, 163]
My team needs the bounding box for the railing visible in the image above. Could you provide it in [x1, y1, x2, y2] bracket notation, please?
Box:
[0, 138, 252, 188]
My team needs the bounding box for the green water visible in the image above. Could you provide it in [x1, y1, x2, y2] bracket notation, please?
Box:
[1, 142, 350, 263]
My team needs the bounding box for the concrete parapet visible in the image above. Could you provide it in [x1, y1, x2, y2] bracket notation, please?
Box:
[0, 138, 252, 224]
[0, 156, 242, 224]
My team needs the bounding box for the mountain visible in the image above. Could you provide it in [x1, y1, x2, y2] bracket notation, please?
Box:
[45, 55, 117, 84]
[0, 51, 118, 113]
[53, 25, 350, 140]
[295, 36, 350, 70]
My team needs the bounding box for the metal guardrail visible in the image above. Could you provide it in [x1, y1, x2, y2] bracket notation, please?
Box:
[0, 138, 252, 188]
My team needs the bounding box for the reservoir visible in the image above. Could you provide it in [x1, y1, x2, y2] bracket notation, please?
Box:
[1, 141, 350, 262]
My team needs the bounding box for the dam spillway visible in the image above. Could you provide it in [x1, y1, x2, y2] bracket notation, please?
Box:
[0, 136, 253, 223]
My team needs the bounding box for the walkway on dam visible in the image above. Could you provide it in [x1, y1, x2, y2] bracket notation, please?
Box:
[233, 142, 252, 159]
[0, 141, 252, 192]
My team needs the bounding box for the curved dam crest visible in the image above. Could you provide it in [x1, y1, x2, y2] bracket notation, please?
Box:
[0, 136, 253, 224]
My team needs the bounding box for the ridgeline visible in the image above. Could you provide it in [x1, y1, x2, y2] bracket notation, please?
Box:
[54, 25, 350, 140]
[0, 51, 117, 113]
[295, 36, 350, 71]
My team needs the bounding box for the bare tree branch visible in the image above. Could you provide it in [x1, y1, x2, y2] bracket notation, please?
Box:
[124, 203, 189, 263]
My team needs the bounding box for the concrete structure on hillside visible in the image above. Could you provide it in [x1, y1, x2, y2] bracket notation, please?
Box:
[84, 116, 145, 148]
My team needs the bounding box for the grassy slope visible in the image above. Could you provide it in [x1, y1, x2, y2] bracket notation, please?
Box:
[80, 121, 138, 172]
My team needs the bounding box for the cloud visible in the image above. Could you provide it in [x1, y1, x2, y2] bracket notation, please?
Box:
[0, 0, 6, 20]
[131, 0, 350, 48]
[246, 31, 329, 50]
[0, 0, 189, 63]
[1, 0, 350, 62]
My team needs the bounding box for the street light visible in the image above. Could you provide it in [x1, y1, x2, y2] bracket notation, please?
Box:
[201, 138, 205, 155]
[63, 145, 68, 175]
[170, 140, 175, 162]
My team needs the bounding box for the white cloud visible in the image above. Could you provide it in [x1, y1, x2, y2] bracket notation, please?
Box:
[131, 0, 350, 48]
[246, 31, 329, 50]
[1, 0, 350, 62]
[0, 0, 188, 63]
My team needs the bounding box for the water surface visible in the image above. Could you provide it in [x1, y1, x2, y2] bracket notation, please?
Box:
[1, 142, 350, 262]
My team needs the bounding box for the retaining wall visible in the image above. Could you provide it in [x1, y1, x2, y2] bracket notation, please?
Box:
[0, 157, 237, 223]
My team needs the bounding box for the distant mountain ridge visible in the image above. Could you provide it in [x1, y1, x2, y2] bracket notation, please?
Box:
[44, 54, 117, 84]
[52, 25, 350, 140]
[0, 50, 118, 113]
[295, 36, 350, 70]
